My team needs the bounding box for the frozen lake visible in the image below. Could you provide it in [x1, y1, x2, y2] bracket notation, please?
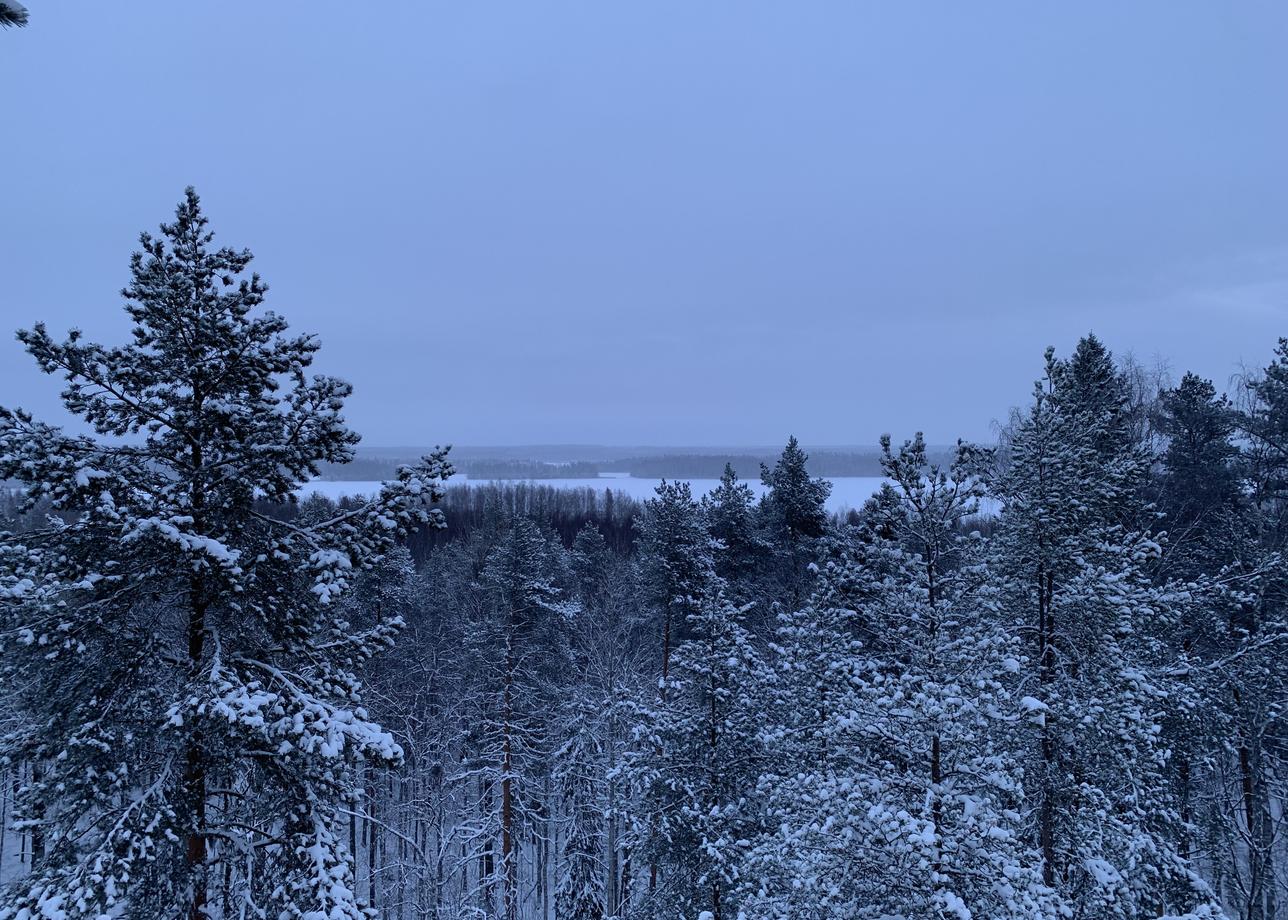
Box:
[296, 475, 891, 514]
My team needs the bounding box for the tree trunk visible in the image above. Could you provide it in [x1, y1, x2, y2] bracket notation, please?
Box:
[620, 844, 632, 913]
[368, 775, 379, 912]
[503, 628, 518, 920]
[1178, 758, 1192, 862]
[185, 436, 208, 920]
[1038, 564, 1057, 887]
[185, 584, 208, 920]
[482, 778, 496, 914]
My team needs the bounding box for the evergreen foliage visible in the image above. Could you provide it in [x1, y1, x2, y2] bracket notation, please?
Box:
[2, 200, 1286, 920]
[0, 190, 451, 920]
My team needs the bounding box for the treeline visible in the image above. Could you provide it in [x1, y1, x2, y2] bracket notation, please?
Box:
[314, 450, 954, 483]
[616, 447, 957, 480]
[317, 459, 605, 482]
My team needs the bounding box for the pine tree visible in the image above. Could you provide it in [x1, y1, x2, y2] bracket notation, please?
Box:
[566, 522, 646, 920]
[1053, 332, 1133, 460]
[337, 542, 424, 915]
[702, 463, 764, 594]
[1224, 341, 1288, 920]
[569, 521, 612, 609]
[988, 343, 1217, 918]
[759, 436, 831, 543]
[626, 590, 771, 920]
[0, 189, 452, 919]
[554, 693, 607, 920]
[859, 434, 1059, 919]
[479, 517, 575, 920]
[637, 481, 717, 689]
[738, 541, 877, 917]
[1244, 337, 1288, 510]
[746, 435, 1060, 919]
[1155, 373, 1247, 581]
[758, 437, 831, 607]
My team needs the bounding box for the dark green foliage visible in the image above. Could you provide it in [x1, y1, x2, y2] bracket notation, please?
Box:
[702, 463, 765, 591]
[1156, 373, 1247, 579]
[759, 436, 831, 542]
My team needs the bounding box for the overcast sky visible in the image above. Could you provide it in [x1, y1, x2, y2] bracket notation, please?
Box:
[2, 2, 1285, 447]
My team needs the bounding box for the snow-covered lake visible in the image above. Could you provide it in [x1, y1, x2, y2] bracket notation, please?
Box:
[296, 475, 892, 514]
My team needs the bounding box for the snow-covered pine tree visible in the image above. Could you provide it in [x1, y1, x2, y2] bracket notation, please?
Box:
[1146, 373, 1255, 907]
[988, 342, 1218, 918]
[567, 521, 649, 919]
[737, 538, 879, 917]
[636, 481, 718, 690]
[569, 521, 613, 609]
[1224, 341, 1288, 920]
[1056, 333, 1134, 461]
[1155, 373, 1248, 582]
[759, 437, 831, 544]
[1243, 338, 1288, 511]
[336, 542, 425, 915]
[0, 189, 452, 920]
[701, 463, 765, 596]
[625, 588, 771, 920]
[478, 516, 575, 920]
[759, 437, 831, 606]
[554, 693, 607, 920]
[745, 434, 1061, 920]
[855, 434, 1059, 919]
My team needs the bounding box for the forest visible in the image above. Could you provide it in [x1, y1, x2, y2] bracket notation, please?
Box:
[1, 192, 1286, 920]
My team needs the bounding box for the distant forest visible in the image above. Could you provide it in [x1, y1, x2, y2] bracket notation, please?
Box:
[318, 447, 958, 482]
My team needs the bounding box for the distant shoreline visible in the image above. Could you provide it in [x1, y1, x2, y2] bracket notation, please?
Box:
[321, 444, 961, 484]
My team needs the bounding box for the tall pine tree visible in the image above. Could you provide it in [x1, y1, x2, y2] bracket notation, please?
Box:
[988, 342, 1217, 918]
[0, 190, 451, 920]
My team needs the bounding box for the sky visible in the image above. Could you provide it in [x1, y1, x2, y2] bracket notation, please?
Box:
[1, 2, 1286, 448]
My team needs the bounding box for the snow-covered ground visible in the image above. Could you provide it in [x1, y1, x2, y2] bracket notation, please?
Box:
[296, 475, 892, 514]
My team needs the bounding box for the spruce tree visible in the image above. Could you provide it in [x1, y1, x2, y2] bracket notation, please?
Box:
[569, 521, 612, 609]
[1052, 332, 1133, 459]
[0, 189, 452, 920]
[738, 541, 877, 917]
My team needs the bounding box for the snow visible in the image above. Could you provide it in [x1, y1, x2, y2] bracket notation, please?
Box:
[73, 467, 107, 488]
[1020, 695, 1049, 726]
[122, 518, 242, 570]
[939, 891, 972, 920]
[1084, 857, 1123, 888]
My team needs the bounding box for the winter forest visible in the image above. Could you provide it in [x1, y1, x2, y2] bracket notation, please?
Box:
[0, 194, 1285, 920]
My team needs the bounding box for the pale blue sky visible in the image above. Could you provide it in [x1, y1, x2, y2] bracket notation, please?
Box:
[2, 2, 1285, 446]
